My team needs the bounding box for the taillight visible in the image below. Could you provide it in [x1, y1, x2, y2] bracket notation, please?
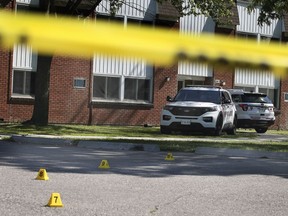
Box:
[239, 104, 248, 111]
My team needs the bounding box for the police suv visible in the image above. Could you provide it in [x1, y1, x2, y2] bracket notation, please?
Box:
[160, 86, 237, 136]
[228, 89, 275, 133]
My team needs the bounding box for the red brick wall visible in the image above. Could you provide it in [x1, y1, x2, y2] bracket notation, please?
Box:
[278, 77, 288, 129]
[48, 56, 91, 124]
[0, 0, 12, 121]
[214, 27, 235, 89]
[0, 49, 10, 121]
[213, 65, 234, 89]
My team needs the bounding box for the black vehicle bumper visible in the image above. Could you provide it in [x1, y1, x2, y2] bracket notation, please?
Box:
[161, 122, 215, 132]
[237, 119, 275, 128]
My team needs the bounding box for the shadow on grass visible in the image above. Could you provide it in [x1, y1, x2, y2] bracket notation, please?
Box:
[0, 123, 259, 139]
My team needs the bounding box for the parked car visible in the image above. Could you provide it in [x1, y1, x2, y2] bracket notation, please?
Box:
[227, 89, 275, 133]
[160, 86, 237, 136]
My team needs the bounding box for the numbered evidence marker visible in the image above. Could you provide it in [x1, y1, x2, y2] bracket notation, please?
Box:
[98, 160, 110, 169]
[165, 153, 175, 161]
[47, 193, 63, 207]
[36, 168, 49, 180]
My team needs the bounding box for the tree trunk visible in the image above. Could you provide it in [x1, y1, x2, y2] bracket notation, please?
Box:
[31, 54, 53, 126]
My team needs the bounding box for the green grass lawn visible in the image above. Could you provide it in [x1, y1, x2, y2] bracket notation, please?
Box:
[1, 123, 288, 152]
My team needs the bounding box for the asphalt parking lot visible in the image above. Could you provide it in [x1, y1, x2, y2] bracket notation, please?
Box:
[0, 140, 288, 216]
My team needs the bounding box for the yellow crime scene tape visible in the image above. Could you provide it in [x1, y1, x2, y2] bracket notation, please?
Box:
[0, 10, 288, 75]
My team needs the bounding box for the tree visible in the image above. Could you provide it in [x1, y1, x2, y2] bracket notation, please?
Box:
[247, 0, 288, 25]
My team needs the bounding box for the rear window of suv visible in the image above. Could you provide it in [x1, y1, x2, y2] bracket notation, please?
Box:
[232, 93, 272, 103]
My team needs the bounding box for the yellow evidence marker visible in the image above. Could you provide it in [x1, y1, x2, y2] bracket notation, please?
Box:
[98, 160, 110, 169]
[36, 168, 49, 180]
[47, 193, 63, 207]
[165, 153, 175, 161]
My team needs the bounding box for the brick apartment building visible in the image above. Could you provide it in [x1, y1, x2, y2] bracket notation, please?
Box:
[1, 0, 288, 129]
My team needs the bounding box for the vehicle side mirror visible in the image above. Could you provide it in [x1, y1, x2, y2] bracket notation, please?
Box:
[166, 96, 173, 102]
[225, 99, 231, 104]
[222, 97, 231, 104]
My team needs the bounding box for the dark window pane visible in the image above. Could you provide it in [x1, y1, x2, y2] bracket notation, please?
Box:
[137, 79, 150, 101]
[25, 72, 35, 95]
[13, 70, 24, 94]
[93, 76, 106, 98]
[13, 70, 35, 95]
[107, 77, 120, 99]
[29, 72, 35, 95]
[124, 78, 137, 100]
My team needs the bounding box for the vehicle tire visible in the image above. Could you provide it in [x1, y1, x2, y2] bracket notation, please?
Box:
[255, 127, 268, 133]
[213, 115, 223, 136]
[226, 116, 237, 135]
[160, 126, 171, 134]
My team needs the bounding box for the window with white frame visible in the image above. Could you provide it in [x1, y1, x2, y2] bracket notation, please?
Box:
[236, 32, 279, 43]
[93, 15, 153, 104]
[93, 75, 152, 103]
[12, 2, 38, 98]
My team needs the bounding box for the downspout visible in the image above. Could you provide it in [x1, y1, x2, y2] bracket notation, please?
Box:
[88, 10, 96, 125]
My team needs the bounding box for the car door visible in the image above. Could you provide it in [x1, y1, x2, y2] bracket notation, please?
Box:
[221, 91, 235, 125]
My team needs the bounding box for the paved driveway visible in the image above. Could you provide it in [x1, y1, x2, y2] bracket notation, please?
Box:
[0, 141, 288, 216]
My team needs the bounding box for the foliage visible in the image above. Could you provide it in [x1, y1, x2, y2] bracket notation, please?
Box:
[247, 0, 288, 25]
[159, 0, 235, 23]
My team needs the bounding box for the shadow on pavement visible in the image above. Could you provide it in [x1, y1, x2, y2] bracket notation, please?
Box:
[0, 141, 287, 179]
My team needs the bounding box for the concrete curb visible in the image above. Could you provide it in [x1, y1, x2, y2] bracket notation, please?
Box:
[10, 135, 160, 152]
[195, 147, 288, 159]
[78, 141, 160, 152]
[12, 135, 73, 146]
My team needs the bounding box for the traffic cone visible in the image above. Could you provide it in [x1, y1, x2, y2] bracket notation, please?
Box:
[47, 193, 63, 207]
[36, 168, 49, 180]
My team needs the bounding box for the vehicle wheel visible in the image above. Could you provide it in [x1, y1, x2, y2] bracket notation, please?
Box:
[214, 115, 223, 136]
[227, 116, 237, 135]
[255, 127, 268, 133]
[160, 126, 171, 134]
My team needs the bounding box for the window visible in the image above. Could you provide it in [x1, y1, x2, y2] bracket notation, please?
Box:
[124, 78, 150, 101]
[12, 3, 38, 98]
[222, 92, 231, 103]
[74, 78, 86, 88]
[93, 76, 152, 103]
[96, 15, 153, 28]
[237, 33, 279, 44]
[178, 79, 205, 91]
[93, 16, 153, 104]
[237, 33, 257, 40]
[12, 70, 35, 96]
[93, 76, 120, 100]
[284, 93, 288, 102]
